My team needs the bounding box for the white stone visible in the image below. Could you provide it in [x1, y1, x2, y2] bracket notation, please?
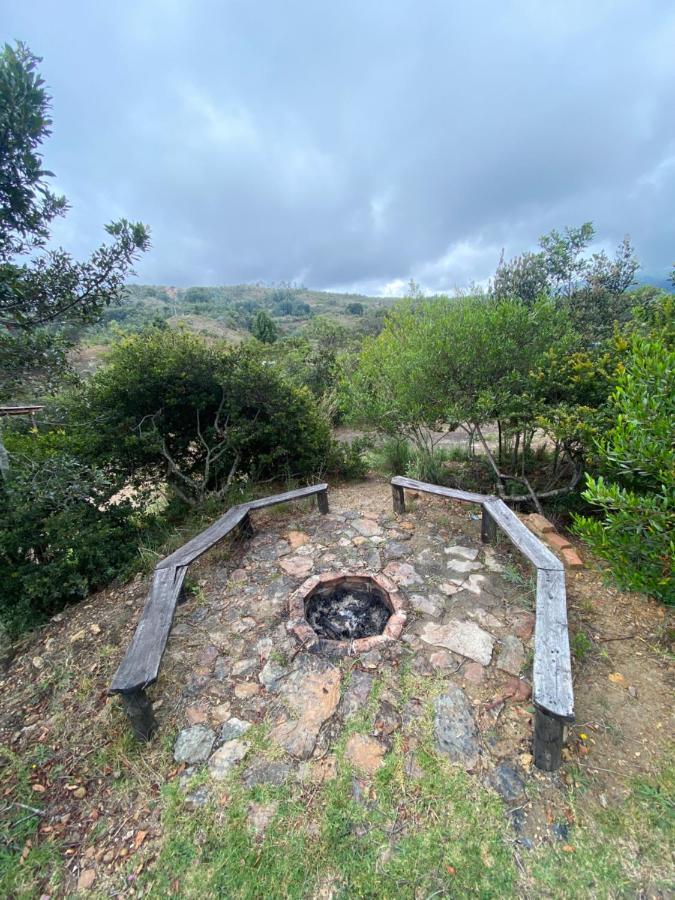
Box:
[419, 619, 495, 666]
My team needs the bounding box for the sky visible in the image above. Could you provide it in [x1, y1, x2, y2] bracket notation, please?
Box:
[4, 0, 675, 295]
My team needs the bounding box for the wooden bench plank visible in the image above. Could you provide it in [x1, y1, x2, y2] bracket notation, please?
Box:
[110, 565, 187, 694]
[156, 506, 248, 570]
[246, 483, 329, 511]
[482, 498, 563, 572]
[533, 567, 574, 722]
[391, 475, 491, 505]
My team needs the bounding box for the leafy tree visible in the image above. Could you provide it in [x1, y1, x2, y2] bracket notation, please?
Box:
[76, 329, 333, 504]
[184, 286, 213, 305]
[250, 309, 278, 343]
[0, 42, 149, 404]
[574, 333, 674, 603]
[492, 223, 638, 340]
[346, 302, 364, 316]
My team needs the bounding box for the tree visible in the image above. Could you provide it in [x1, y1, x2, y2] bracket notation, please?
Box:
[0, 43, 150, 405]
[346, 302, 364, 316]
[250, 309, 278, 343]
[492, 223, 638, 341]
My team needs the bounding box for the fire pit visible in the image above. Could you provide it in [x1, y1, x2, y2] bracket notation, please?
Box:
[288, 573, 406, 657]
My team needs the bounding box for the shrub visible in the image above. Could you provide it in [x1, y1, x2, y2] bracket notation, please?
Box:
[573, 336, 674, 603]
[0, 438, 152, 635]
[378, 437, 412, 476]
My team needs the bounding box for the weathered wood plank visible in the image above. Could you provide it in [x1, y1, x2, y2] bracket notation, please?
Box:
[391, 475, 491, 505]
[156, 506, 248, 570]
[482, 499, 563, 571]
[533, 567, 574, 721]
[110, 565, 187, 693]
[533, 707, 565, 771]
[246, 483, 329, 511]
[392, 482, 406, 514]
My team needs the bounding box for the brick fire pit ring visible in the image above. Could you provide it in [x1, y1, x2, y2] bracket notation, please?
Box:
[287, 572, 406, 657]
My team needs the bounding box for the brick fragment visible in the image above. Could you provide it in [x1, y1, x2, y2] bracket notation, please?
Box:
[561, 547, 583, 569]
[545, 532, 572, 551]
[527, 513, 555, 534]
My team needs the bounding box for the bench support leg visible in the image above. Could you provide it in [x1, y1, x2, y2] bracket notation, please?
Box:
[481, 506, 497, 543]
[317, 490, 329, 514]
[121, 689, 157, 742]
[534, 707, 565, 771]
[240, 512, 255, 539]
[392, 484, 405, 514]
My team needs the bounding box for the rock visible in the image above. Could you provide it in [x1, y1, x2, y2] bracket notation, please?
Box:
[467, 607, 503, 629]
[409, 593, 442, 617]
[445, 545, 479, 561]
[374, 700, 401, 735]
[439, 582, 461, 596]
[185, 706, 208, 725]
[243, 760, 293, 788]
[511, 612, 535, 640]
[429, 649, 456, 670]
[384, 541, 408, 559]
[270, 657, 341, 758]
[339, 671, 374, 718]
[483, 548, 506, 573]
[247, 800, 279, 836]
[300, 755, 337, 784]
[217, 717, 251, 744]
[208, 739, 250, 778]
[502, 677, 532, 701]
[287, 531, 310, 549]
[280, 556, 314, 578]
[496, 636, 525, 676]
[70, 629, 86, 643]
[211, 703, 232, 724]
[185, 785, 211, 809]
[345, 734, 386, 774]
[31, 656, 44, 670]
[174, 725, 216, 765]
[434, 687, 479, 768]
[383, 561, 422, 586]
[77, 869, 97, 891]
[259, 658, 287, 692]
[446, 558, 483, 575]
[90, 623, 101, 636]
[463, 662, 485, 684]
[234, 683, 261, 700]
[352, 518, 382, 537]
[361, 649, 382, 669]
[352, 535, 368, 546]
[213, 657, 231, 681]
[488, 762, 526, 801]
[420, 620, 495, 666]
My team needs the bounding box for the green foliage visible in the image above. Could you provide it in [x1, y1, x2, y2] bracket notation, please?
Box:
[574, 335, 674, 602]
[0, 42, 149, 396]
[0, 431, 150, 635]
[76, 329, 334, 503]
[250, 309, 279, 343]
[377, 436, 413, 475]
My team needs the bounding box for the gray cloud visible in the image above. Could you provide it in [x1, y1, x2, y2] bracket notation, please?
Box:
[5, 0, 675, 292]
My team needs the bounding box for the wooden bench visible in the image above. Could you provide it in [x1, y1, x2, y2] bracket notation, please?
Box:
[109, 483, 329, 739]
[391, 475, 574, 771]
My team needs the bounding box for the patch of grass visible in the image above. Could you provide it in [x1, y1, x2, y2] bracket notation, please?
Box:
[0, 747, 65, 898]
[570, 630, 593, 661]
[529, 761, 675, 897]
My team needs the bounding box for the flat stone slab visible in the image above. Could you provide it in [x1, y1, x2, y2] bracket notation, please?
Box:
[216, 717, 251, 745]
[208, 739, 250, 779]
[409, 593, 442, 617]
[345, 734, 386, 775]
[445, 545, 480, 561]
[351, 518, 382, 537]
[270, 656, 341, 759]
[339, 671, 374, 718]
[420, 620, 495, 666]
[434, 687, 479, 768]
[174, 725, 216, 764]
[496, 635, 525, 675]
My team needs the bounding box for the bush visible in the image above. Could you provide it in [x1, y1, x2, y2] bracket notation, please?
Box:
[378, 437, 412, 476]
[0, 438, 152, 636]
[573, 336, 674, 603]
[76, 329, 334, 504]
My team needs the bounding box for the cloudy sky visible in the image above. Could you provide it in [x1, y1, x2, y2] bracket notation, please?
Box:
[5, 0, 675, 294]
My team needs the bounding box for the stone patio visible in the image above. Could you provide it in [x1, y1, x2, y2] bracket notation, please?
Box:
[162, 489, 538, 806]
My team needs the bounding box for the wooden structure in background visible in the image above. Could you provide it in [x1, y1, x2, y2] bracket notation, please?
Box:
[391, 475, 574, 772]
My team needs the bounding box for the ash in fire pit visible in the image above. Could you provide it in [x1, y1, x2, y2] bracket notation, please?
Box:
[288, 573, 407, 657]
[306, 586, 391, 640]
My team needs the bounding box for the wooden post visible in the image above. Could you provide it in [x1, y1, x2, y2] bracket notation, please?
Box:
[392, 483, 405, 514]
[121, 690, 157, 742]
[533, 707, 564, 771]
[317, 489, 329, 514]
[240, 512, 255, 539]
[481, 505, 497, 543]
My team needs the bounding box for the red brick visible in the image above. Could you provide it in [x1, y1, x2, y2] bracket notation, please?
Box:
[545, 532, 572, 551]
[561, 547, 584, 569]
[527, 513, 555, 534]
